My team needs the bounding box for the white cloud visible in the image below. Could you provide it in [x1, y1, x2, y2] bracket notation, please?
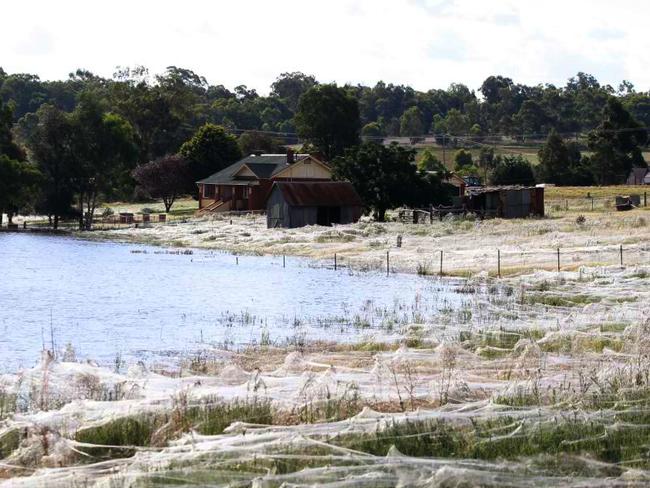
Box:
[2, 0, 649, 92]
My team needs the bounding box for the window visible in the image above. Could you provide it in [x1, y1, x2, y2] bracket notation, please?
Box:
[243, 187, 250, 198]
[202, 185, 215, 199]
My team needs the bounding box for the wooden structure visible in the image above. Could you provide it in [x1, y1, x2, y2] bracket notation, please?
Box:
[266, 181, 363, 228]
[463, 186, 544, 218]
[196, 151, 332, 214]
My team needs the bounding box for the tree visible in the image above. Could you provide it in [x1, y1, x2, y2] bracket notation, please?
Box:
[25, 104, 76, 228]
[238, 131, 284, 155]
[537, 130, 569, 183]
[454, 149, 473, 169]
[332, 142, 449, 221]
[0, 99, 23, 161]
[70, 93, 138, 229]
[179, 123, 242, 187]
[587, 97, 648, 184]
[0, 156, 42, 225]
[361, 122, 384, 139]
[417, 149, 448, 175]
[477, 147, 497, 181]
[270, 72, 317, 111]
[400, 106, 425, 137]
[132, 155, 190, 212]
[294, 84, 360, 160]
[0, 99, 41, 225]
[490, 155, 535, 186]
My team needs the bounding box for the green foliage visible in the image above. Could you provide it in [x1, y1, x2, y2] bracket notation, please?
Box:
[332, 142, 451, 221]
[417, 149, 447, 174]
[399, 106, 425, 137]
[490, 155, 536, 186]
[270, 71, 317, 112]
[361, 121, 384, 139]
[537, 130, 594, 185]
[294, 84, 360, 160]
[237, 131, 284, 155]
[179, 123, 242, 185]
[587, 97, 648, 184]
[0, 155, 42, 222]
[453, 149, 473, 169]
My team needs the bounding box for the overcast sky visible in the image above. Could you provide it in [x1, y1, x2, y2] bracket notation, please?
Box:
[3, 0, 649, 93]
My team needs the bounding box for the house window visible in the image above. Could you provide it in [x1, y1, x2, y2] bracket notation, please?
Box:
[243, 187, 250, 198]
[203, 184, 215, 199]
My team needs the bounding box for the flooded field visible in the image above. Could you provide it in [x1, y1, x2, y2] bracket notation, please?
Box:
[2, 232, 650, 487]
[0, 233, 472, 371]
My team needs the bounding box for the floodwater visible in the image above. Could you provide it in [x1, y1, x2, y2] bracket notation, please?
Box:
[0, 233, 466, 371]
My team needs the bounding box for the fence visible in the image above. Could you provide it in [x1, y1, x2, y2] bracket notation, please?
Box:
[226, 242, 650, 279]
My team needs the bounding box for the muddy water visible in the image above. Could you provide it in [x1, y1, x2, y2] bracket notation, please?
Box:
[0, 233, 468, 371]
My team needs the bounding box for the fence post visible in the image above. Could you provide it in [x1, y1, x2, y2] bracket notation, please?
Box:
[591, 198, 594, 211]
[283, 255, 286, 268]
[497, 249, 501, 278]
[439, 250, 443, 276]
[620, 245, 623, 266]
[334, 253, 337, 271]
[386, 251, 390, 276]
[565, 200, 568, 211]
[557, 248, 560, 272]
[645, 192, 647, 207]
[236, 256, 239, 265]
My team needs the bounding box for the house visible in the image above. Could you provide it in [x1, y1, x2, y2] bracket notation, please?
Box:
[196, 151, 332, 213]
[626, 167, 650, 185]
[266, 181, 364, 228]
[463, 186, 544, 218]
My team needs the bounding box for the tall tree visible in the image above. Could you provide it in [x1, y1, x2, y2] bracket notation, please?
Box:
[71, 93, 138, 229]
[179, 123, 242, 186]
[332, 142, 449, 221]
[270, 72, 317, 111]
[399, 106, 425, 137]
[294, 84, 360, 160]
[587, 97, 648, 184]
[25, 104, 76, 228]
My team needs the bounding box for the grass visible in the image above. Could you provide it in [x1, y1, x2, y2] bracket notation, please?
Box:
[74, 397, 274, 459]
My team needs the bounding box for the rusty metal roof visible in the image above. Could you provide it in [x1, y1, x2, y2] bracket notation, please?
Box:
[272, 181, 363, 207]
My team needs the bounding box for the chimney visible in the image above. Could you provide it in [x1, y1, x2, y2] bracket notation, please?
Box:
[286, 148, 294, 165]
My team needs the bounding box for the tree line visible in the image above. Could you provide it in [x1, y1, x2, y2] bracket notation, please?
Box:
[0, 66, 648, 226]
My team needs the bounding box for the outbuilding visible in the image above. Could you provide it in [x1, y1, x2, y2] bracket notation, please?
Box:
[266, 181, 363, 228]
[463, 186, 544, 218]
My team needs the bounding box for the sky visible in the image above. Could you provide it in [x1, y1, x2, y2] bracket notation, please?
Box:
[3, 0, 650, 94]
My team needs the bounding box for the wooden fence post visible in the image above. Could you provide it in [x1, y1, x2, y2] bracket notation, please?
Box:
[557, 248, 560, 272]
[620, 245, 623, 266]
[439, 250, 443, 276]
[283, 255, 286, 268]
[386, 251, 390, 276]
[497, 249, 501, 278]
[334, 253, 337, 271]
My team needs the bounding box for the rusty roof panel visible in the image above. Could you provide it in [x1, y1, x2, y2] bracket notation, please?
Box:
[273, 181, 363, 207]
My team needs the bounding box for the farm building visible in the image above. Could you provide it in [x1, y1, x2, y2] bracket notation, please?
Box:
[463, 186, 544, 218]
[266, 181, 364, 228]
[196, 151, 332, 214]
